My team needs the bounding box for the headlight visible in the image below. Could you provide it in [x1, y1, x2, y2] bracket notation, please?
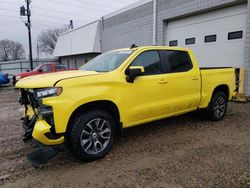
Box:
[35, 87, 63, 98]
[16, 75, 21, 80]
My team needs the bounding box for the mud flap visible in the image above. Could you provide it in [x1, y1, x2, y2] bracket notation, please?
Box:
[27, 147, 58, 168]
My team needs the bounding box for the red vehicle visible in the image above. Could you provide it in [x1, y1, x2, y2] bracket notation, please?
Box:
[13, 63, 77, 85]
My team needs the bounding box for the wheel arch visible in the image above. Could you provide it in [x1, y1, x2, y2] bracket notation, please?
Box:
[212, 84, 230, 100]
[67, 100, 122, 134]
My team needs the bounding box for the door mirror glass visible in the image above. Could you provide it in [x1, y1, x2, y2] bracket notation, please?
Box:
[38, 69, 43, 73]
[126, 66, 145, 83]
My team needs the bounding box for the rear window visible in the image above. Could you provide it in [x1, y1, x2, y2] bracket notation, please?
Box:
[165, 51, 193, 73]
[55, 65, 66, 70]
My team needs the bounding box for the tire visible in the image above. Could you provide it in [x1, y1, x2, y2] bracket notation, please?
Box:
[67, 110, 115, 161]
[207, 91, 228, 121]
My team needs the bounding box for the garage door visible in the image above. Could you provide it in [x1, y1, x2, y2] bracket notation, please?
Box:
[166, 4, 247, 68]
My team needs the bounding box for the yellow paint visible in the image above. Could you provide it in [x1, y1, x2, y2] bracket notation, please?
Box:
[32, 119, 64, 145]
[17, 46, 236, 145]
[239, 68, 245, 94]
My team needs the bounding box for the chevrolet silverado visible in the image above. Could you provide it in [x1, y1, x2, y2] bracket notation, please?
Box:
[16, 46, 236, 163]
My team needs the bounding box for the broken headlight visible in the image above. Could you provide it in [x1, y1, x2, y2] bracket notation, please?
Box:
[35, 87, 63, 99]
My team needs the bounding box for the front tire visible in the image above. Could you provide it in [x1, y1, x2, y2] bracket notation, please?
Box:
[207, 91, 228, 121]
[67, 110, 115, 161]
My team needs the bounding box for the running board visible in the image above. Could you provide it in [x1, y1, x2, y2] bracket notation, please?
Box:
[27, 147, 58, 168]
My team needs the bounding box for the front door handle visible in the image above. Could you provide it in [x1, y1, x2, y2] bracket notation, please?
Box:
[192, 76, 199, 80]
[159, 79, 168, 84]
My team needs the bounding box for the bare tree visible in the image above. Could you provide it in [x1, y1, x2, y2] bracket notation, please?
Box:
[0, 39, 25, 62]
[37, 26, 69, 55]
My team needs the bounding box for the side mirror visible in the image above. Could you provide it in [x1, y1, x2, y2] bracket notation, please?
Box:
[26, 69, 30, 72]
[38, 69, 43, 73]
[126, 66, 145, 83]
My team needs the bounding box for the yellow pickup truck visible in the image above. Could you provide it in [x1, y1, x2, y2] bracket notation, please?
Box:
[16, 46, 236, 162]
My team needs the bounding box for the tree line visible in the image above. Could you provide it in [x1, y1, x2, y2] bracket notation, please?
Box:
[0, 26, 68, 62]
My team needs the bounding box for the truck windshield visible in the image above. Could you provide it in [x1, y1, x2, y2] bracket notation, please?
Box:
[80, 50, 134, 72]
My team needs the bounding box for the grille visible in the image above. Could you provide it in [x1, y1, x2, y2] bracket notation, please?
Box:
[20, 89, 39, 108]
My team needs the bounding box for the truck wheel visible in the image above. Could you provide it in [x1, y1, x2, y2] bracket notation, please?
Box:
[67, 110, 114, 161]
[207, 91, 228, 121]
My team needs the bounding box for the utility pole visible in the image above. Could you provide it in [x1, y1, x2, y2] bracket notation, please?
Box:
[26, 0, 33, 70]
[37, 43, 39, 59]
[70, 20, 74, 29]
[20, 0, 33, 70]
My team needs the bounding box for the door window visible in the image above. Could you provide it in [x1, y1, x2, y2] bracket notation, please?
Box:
[130, 51, 163, 75]
[165, 51, 193, 73]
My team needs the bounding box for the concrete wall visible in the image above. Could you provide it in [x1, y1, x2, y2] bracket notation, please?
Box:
[60, 53, 100, 69]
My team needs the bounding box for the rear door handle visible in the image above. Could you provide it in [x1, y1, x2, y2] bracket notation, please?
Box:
[159, 79, 168, 84]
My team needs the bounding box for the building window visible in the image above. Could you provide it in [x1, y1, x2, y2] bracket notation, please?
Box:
[205, 35, 217, 43]
[185, 38, 195, 45]
[169, 40, 178, 46]
[228, 31, 243, 40]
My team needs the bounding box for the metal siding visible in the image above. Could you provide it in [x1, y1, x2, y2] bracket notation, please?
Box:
[54, 21, 101, 57]
[244, 1, 250, 95]
[102, 2, 154, 51]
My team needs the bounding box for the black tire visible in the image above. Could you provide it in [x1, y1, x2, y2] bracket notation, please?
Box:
[67, 110, 115, 161]
[207, 91, 228, 121]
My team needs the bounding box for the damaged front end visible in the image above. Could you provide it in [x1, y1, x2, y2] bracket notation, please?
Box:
[19, 88, 65, 167]
[19, 88, 64, 145]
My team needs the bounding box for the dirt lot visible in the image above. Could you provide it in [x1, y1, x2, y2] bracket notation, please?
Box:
[0, 85, 249, 188]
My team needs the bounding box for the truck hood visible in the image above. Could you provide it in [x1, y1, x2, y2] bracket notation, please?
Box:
[15, 70, 99, 88]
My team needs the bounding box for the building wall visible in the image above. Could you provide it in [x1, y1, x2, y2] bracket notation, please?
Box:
[60, 53, 100, 69]
[244, 1, 250, 95]
[101, 1, 154, 52]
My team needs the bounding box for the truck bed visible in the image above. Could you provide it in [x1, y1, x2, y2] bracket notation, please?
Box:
[198, 67, 236, 108]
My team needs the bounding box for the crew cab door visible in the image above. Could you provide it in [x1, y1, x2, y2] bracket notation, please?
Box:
[124, 50, 169, 126]
[161, 50, 201, 114]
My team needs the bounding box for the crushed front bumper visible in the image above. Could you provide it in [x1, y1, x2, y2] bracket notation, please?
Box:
[32, 119, 64, 145]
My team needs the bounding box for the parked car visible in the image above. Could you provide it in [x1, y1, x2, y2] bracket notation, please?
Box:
[13, 63, 77, 85]
[0, 72, 10, 86]
[16, 46, 236, 165]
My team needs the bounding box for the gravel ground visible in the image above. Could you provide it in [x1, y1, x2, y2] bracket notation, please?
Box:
[0, 85, 249, 188]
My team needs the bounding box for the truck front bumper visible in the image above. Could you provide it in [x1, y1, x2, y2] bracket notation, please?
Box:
[32, 119, 64, 145]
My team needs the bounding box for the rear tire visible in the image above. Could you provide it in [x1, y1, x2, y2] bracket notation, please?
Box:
[67, 110, 115, 161]
[207, 91, 228, 121]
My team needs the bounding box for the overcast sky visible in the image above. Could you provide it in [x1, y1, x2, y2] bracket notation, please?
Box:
[0, 0, 139, 58]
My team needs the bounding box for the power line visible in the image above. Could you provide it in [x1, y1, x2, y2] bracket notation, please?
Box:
[31, 6, 99, 19]
[71, 0, 117, 10]
[32, 13, 89, 23]
[47, 0, 113, 13]
[0, 7, 95, 23]
[0, 14, 69, 26]
[0, 7, 17, 13]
